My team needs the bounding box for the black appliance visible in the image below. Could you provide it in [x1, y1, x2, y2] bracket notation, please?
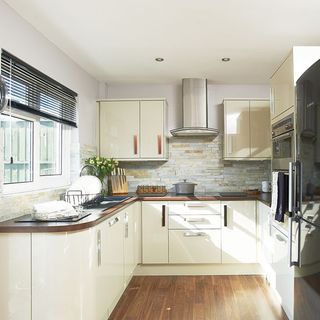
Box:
[289, 58, 320, 319]
[271, 113, 295, 171]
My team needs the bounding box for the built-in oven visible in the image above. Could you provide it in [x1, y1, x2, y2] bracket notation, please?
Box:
[271, 113, 295, 171]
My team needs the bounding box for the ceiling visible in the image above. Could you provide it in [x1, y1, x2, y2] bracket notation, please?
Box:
[4, 0, 320, 84]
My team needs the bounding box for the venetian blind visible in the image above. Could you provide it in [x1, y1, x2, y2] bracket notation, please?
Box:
[1, 50, 78, 127]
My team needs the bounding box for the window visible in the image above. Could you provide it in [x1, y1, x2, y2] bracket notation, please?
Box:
[40, 119, 62, 176]
[1, 50, 77, 194]
[0, 114, 33, 184]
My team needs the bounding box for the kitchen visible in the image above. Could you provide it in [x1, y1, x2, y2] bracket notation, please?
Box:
[0, 0, 320, 319]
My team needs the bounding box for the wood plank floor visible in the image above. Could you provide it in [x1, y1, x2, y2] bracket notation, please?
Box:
[109, 276, 288, 320]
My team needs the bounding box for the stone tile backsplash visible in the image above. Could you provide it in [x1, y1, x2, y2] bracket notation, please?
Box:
[0, 188, 66, 222]
[120, 135, 271, 193]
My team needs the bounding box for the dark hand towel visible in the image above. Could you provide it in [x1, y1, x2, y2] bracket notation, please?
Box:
[275, 172, 289, 222]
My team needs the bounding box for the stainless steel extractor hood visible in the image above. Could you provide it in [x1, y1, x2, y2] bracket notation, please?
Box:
[170, 78, 219, 137]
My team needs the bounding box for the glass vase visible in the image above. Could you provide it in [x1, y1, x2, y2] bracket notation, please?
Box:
[101, 175, 112, 196]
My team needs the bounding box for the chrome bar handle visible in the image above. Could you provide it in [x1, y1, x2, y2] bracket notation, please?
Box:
[288, 162, 294, 215]
[183, 218, 208, 223]
[124, 212, 129, 238]
[288, 217, 293, 267]
[185, 202, 207, 208]
[97, 229, 101, 267]
[183, 232, 206, 237]
[108, 216, 119, 227]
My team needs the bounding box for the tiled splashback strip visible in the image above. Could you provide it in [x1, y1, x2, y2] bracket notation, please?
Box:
[121, 135, 271, 193]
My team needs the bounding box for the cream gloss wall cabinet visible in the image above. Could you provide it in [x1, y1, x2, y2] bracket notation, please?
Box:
[97, 99, 168, 160]
[270, 53, 294, 121]
[221, 201, 257, 263]
[270, 46, 320, 123]
[168, 202, 221, 263]
[142, 201, 168, 264]
[223, 99, 271, 160]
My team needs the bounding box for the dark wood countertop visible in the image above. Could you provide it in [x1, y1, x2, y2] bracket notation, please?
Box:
[0, 193, 271, 233]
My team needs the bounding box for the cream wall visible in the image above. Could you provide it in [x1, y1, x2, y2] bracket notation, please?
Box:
[0, 0, 99, 220]
[0, 0, 99, 147]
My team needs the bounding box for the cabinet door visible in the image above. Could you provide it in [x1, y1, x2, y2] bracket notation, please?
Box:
[32, 230, 100, 320]
[124, 205, 136, 286]
[133, 201, 142, 265]
[169, 229, 221, 263]
[221, 201, 257, 263]
[103, 212, 125, 315]
[140, 100, 165, 158]
[0, 234, 31, 320]
[271, 227, 293, 320]
[270, 53, 294, 120]
[142, 202, 168, 263]
[224, 100, 250, 158]
[99, 101, 140, 159]
[257, 201, 274, 284]
[250, 100, 271, 158]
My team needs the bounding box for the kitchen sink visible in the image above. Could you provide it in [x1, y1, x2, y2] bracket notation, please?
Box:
[83, 195, 131, 209]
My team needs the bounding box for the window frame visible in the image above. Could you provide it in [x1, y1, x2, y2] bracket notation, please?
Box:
[1, 110, 71, 195]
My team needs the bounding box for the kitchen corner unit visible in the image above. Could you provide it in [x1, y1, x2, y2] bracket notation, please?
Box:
[97, 99, 168, 161]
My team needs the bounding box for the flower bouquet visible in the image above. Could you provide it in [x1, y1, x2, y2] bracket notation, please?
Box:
[84, 156, 118, 194]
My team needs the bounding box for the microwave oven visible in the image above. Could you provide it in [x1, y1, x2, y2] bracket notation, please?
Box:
[271, 113, 295, 171]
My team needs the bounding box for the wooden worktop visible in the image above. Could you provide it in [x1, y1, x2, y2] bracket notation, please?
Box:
[0, 193, 271, 233]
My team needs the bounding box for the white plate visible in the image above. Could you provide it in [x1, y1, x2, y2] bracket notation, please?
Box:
[67, 176, 102, 205]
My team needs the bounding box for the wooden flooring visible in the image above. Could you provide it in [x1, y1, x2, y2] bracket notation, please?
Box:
[109, 275, 288, 320]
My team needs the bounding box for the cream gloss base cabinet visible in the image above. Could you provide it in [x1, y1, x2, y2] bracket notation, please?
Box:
[223, 99, 271, 160]
[168, 202, 221, 264]
[32, 228, 106, 320]
[221, 201, 257, 263]
[97, 99, 168, 161]
[124, 202, 142, 287]
[142, 202, 168, 264]
[0, 233, 31, 320]
[257, 201, 274, 285]
[31, 210, 126, 320]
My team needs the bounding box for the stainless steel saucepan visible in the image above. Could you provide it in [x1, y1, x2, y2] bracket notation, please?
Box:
[173, 179, 197, 195]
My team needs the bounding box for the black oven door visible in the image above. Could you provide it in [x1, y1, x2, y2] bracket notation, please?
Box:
[272, 131, 294, 171]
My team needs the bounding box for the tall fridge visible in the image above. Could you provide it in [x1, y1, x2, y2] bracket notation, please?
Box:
[290, 58, 320, 319]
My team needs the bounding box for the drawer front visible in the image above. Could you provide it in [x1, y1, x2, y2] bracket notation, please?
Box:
[169, 230, 221, 263]
[169, 214, 221, 229]
[168, 202, 220, 216]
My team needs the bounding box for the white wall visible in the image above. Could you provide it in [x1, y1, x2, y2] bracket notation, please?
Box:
[0, 0, 98, 146]
[106, 83, 270, 133]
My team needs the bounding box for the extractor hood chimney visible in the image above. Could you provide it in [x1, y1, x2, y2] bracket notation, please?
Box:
[170, 78, 219, 137]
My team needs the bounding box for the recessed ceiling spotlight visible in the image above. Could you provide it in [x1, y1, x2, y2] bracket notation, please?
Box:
[155, 57, 164, 62]
[221, 57, 231, 62]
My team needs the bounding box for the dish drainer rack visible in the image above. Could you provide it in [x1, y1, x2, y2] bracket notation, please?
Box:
[63, 190, 102, 208]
